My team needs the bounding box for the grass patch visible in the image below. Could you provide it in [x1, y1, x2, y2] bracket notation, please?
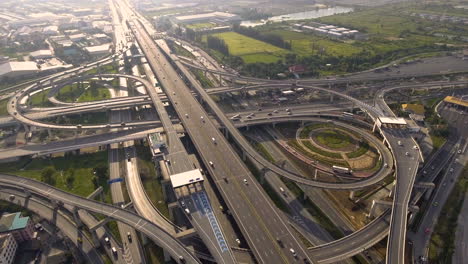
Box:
[208, 32, 289, 63]
[135, 145, 170, 219]
[77, 87, 110, 102]
[29, 90, 54, 107]
[0, 99, 8, 116]
[288, 139, 348, 167]
[192, 69, 214, 88]
[0, 152, 109, 198]
[265, 29, 362, 57]
[315, 129, 352, 149]
[346, 142, 370, 159]
[429, 164, 468, 263]
[186, 22, 216, 30]
[300, 123, 331, 139]
[302, 141, 343, 159]
[430, 135, 447, 150]
[253, 142, 276, 163]
[106, 221, 121, 243]
[56, 83, 86, 102]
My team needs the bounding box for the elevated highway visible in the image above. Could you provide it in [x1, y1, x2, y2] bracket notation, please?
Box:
[0, 174, 201, 264]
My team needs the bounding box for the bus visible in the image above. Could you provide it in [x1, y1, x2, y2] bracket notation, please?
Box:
[332, 165, 352, 174]
[342, 112, 354, 117]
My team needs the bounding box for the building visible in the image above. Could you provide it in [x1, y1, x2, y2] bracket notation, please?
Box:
[30, 50, 53, 60]
[69, 33, 86, 42]
[84, 44, 111, 56]
[0, 62, 38, 79]
[443, 96, 468, 111]
[0, 234, 17, 264]
[174, 12, 240, 24]
[0, 212, 35, 242]
[43, 25, 59, 35]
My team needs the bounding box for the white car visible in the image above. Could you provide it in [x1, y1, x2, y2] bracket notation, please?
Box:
[243, 179, 248, 185]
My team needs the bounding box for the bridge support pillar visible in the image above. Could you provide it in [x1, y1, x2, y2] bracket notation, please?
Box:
[314, 169, 318, 180]
[86, 186, 104, 201]
[163, 250, 172, 262]
[330, 94, 334, 103]
[89, 217, 110, 232]
[72, 207, 83, 228]
[388, 181, 396, 198]
[367, 200, 377, 218]
[242, 151, 247, 161]
[224, 128, 229, 138]
[349, 191, 355, 201]
[245, 125, 249, 131]
[259, 168, 268, 185]
[23, 124, 30, 133]
[272, 122, 276, 128]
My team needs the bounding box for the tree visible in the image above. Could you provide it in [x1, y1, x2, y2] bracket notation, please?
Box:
[89, 80, 98, 97]
[93, 165, 108, 188]
[41, 166, 56, 185]
[65, 169, 75, 189]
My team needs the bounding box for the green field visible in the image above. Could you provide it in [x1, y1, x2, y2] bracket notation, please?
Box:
[209, 32, 290, 63]
[186, 22, 216, 30]
[315, 129, 353, 149]
[263, 29, 363, 57]
[0, 152, 109, 197]
[0, 99, 8, 116]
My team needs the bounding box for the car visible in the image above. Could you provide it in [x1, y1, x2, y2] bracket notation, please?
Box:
[287, 112, 292, 115]
[433, 202, 439, 207]
[247, 116, 252, 119]
[181, 200, 185, 207]
[235, 238, 241, 245]
[127, 232, 132, 242]
[111, 247, 118, 256]
[121, 122, 126, 126]
[405, 152, 409, 156]
[223, 177, 228, 183]
[184, 208, 190, 214]
[209, 161, 214, 167]
[104, 237, 110, 245]
[290, 248, 297, 257]
[200, 116, 205, 122]
[397, 141, 402, 146]
[384, 163, 389, 168]
[449, 168, 454, 172]
[267, 112, 272, 116]
[286, 108, 291, 112]
[77, 237, 83, 244]
[178, 256, 186, 263]
[243, 179, 248, 185]
[276, 238, 284, 247]
[211, 137, 216, 144]
[8, 195, 15, 201]
[279, 187, 285, 193]
[458, 150, 462, 154]
[273, 110, 278, 113]
[258, 108, 262, 111]
[413, 145, 419, 150]
[185, 114, 189, 118]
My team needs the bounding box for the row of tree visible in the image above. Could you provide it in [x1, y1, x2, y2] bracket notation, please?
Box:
[206, 36, 230, 56]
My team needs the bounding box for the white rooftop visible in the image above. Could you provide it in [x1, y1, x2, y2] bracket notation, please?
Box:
[0, 61, 38, 76]
[170, 169, 204, 188]
[378, 117, 407, 125]
[175, 12, 237, 22]
[84, 44, 111, 53]
[30, 50, 52, 57]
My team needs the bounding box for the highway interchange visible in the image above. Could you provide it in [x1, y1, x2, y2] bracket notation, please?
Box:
[0, 0, 467, 263]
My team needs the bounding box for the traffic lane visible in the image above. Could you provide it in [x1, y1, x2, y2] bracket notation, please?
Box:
[135, 27, 311, 263]
[170, 87, 299, 262]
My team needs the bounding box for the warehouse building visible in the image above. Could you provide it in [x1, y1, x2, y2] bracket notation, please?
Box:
[0, 61, 38, 79]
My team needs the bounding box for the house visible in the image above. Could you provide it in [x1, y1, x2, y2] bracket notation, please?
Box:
[84, 43, 111, 56]
[0, 212, 35, 242]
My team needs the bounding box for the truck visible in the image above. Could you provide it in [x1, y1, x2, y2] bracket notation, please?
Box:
[332, 165, 352, 174]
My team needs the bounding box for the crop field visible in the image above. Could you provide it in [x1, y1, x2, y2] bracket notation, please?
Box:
[263, 29, 363, 57]
[210, 32, 289, 63]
